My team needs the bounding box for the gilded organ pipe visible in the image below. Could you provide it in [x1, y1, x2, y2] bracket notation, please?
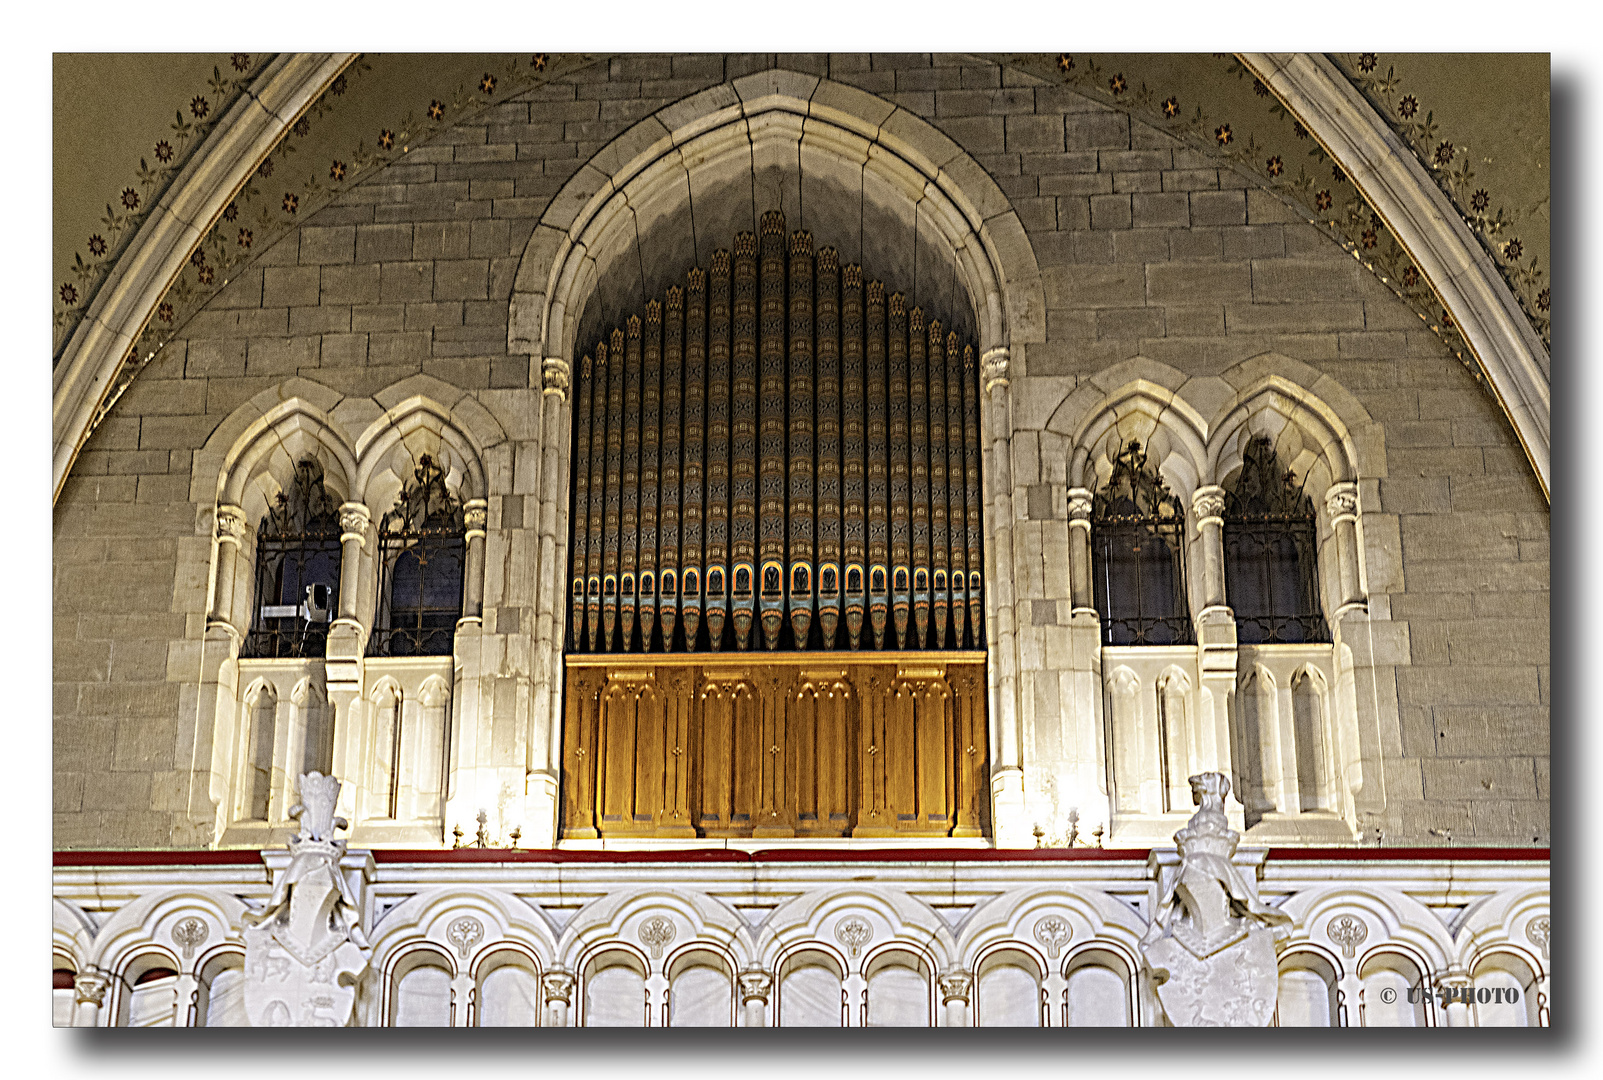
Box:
[567, 211, 983, 655]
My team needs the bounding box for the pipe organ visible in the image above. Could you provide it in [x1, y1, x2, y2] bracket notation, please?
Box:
[563, 210, 988, 839]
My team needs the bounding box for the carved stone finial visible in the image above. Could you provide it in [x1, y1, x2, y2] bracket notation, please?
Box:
[1140, 771, 1292, 1027]
[214, 504, 248, 544]
[541, 969, 576, 1003]
[447, 916, 485, 959]
[242, 772, 370, 1027]
[1034, 915, 1071, 959]
[463, 499, 488, 540]
[981, 346, 1010, 394]
[1325, 482, 1359, 522]
[638, 915, 676, 959]
[74, 970, 111, 1006]
[172, 916, 210, 961]
[542, 356, 571, 400]
[737, 966, 774, 1004]
[938, 970, 974, 1003]
[1066, 488, 1094, 526]
[1191, 485, 1227, 526]
[835, 916, 872, 959]
[1327, 914, 1369, 959]
[338, 501, 370, 546]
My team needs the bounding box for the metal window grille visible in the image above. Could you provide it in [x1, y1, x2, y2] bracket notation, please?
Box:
[1091, 441, 1193, 646]
[369, 456, 466, 657]
[242, 458, 342, 659]
[1223, 437, 1329, 644]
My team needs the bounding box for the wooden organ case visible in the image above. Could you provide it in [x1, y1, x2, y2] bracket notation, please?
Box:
[561, 211, 988, 840]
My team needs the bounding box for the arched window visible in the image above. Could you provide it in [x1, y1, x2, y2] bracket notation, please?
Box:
[391, 954, 453, 1027]
[667, 950, 733, 1027]
[120, 961, 180, 1027]
[1223, 436, 1329, 644]
[864, 950, 931, 1027]
[242, 458, 342, 658]
[1063, 949, 1132, 1027]
[778, 949, 843, 1027]
[1091, 441, 1192, 645]
[476, 951, 540, 1027]
[371, 456, 466, 657]
[53, 962, 77, 1026]
[1276, 952, 1338, 1027]
[1359, 953, 1427, 1027]
[976, 949, 1042, 1027]
[196, 953, 248, 1027]
[583, 951, 647, 1027]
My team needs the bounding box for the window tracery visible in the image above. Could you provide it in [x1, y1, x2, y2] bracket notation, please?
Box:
[242, 458, 342, 659]
[1091, 441, 1192, 646]
[370, 455, 466, 657]
[1223, 436, 1329, 645]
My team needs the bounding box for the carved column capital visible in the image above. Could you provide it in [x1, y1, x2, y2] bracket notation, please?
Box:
[1191, 485, 1227, 528]
[737, 967, 774, 1004]
[1325, 481, 1360, 523]
[541, 969, 575, 1004]
[74, 970, 111, 1006]
[214, 504, 247, 545]
[981, 346, 1010, 395]
[338, 501, 371, 546]
[1066, 487, 1094, 529]
[542, 356, 572, 400]
[938, 970, 974, 1004]
[463, 499, 489, 541]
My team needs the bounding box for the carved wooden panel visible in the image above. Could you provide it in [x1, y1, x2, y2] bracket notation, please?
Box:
[561, 656, 987, 840]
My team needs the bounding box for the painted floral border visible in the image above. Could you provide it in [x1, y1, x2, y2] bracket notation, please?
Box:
[54, 53, 260, 356]
[1332, 52, 1549, 347]
[1019, 52, 1528, 401]
[83, 52, 595, 444]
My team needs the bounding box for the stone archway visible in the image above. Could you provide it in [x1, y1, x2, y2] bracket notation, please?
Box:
[505, 68, 1048, 846]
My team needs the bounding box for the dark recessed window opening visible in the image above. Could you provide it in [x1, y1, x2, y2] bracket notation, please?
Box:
[369, 455, 465, 657]
[1092, 441, 1194, 646]
[243, 458, 343, 659]
[1223, 436, 1330, 645]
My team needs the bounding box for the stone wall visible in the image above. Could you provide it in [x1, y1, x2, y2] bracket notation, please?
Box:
[52, 53, 1548, 849]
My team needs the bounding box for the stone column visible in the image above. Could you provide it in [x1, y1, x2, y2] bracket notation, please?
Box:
[335, 502, 370, 623]
[1324, 482, 1366, 612]
[542, 969, 575, 1027]
[1190, 486, 1229, 612]
[938, 970, 973, 1028]
[1066, 488, 1095, 613]
[981, 345, 1028, 847]
[461, 499, 488, 622]
[1189, 486, 1240, 815]
[208, 504, 248, 630]
[737, 966, 773, 1027]
[1439, 971, 1474, 1027]
[527, 358, 573, 847]
[73, 969, 110, 1027]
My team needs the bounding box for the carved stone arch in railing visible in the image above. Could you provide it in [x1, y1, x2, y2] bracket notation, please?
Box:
[757, 886, 957, 977]
[86, 888, 251, 1025]
[368, 888, 559, 983]
[956, 884, 1149, 974]
[1453, 884, 1550, 977]
[54, 898, 98, 976]
[557, 887, 754, 978]
[1277, 885, 1457, 980]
